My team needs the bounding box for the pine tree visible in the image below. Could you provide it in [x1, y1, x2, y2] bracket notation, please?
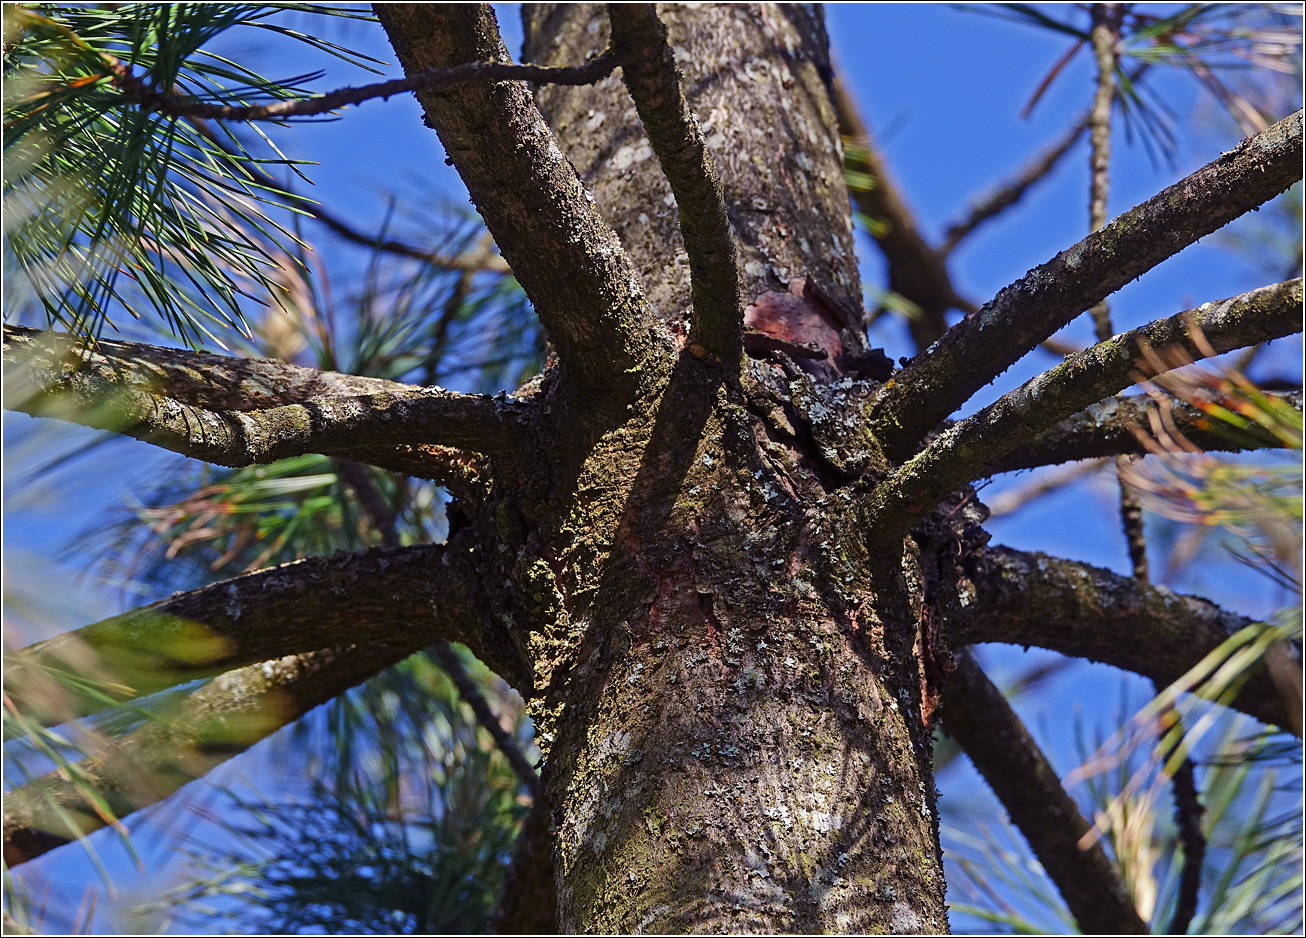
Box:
[4, 4, 1301, 933]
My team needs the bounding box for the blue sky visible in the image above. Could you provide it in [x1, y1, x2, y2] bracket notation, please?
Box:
[4, 4, 1301, 932]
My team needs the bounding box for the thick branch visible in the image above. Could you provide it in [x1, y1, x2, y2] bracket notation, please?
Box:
[991, 390, 1303, 472]
[949, 546, 1298, 732]
[871, 109, 1304, 462]
[944, 650, 1147, 935]
[608, 4, 741, 363]
[3, 641, 418, 867]
[865, 280, 1303, 548]
[375, 4, 662, 395]
[3, 326, 529, 465]
[4, 539, 526, 729]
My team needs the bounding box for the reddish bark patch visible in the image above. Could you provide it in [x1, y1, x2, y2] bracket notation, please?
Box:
[745, 277, 845, 358]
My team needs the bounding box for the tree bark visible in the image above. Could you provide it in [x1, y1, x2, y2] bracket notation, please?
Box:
[520, 6, 940, 932]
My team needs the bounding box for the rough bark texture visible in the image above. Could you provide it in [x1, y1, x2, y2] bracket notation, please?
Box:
[374, 4, 661, 400]
[952, 546, 1294, 731]
[871, 109, 1304, 461]
[2, 325, 530, 475]
[865, 279, 1304, 547]
[525, 4, 867, 356]
[507, 5, 944, 931]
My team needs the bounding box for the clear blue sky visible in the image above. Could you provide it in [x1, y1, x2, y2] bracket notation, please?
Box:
[4, 4, 1301, 932]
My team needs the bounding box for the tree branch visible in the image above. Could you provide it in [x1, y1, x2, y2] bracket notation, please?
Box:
[944, 649, 1147, 935]
[3, 326, 530, 466]
[3, 641, 420, 867]
[430, 642, 540, 798]
[4, 539, 527, 730]
[834, 75, 974, 350]
[870, 109, 1304, 462]
[608, 4, 741, 363]
[97, 47, 620, 122]
[940, 115, 1089, 255]
[375, 4, 663, 396]
[948, 546, 1299, 732]
[864, 280, 1303, 549]
[990, 390, 1303, 473]
[987, 459, 1111, 518]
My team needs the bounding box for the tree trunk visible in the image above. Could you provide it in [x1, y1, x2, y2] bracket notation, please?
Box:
[378, 3, 950, 929]
[515, 6, 944, 931]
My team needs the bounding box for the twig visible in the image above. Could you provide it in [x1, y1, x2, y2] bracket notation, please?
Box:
[940, 115, 1089, 255]
[986, 458, 1110, 518]
[100, 49, 620, 122]
[833, 74, 973, 350]
[186, 117, 510, 275]
[608, 4, 741, 363]
[431, 643, 541, 798]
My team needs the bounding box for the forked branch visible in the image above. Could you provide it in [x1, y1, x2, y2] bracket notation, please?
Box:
[375, 4, 663, 395]
[865, 280, 1303, 547]
[872, 110, 1304, 462]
